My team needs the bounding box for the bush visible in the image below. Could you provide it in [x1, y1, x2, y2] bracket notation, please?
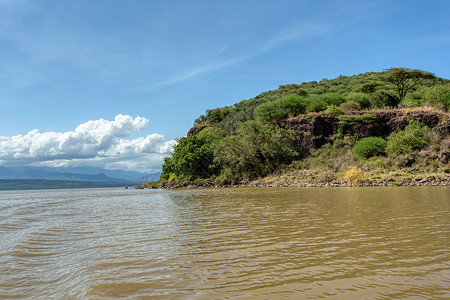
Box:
[306, 93, 345, 113]
[204, 106, 234, 123]
[440, 92, 450, 111]
[278, 84, 308, 96]
[386, 121, 430, 155]
[358, 81, 383, 93]
[320, 93, 346, 106]
[257, 95, 307, 123]
[325, 105, 342, 117]
[306, 96, 328, 112]
[353, 137, 387, 158]
[370, 91, 400, 108]
[214, 121, 299, 179]
[340, 167, 366, 182]
[161, 134, 218, 180]
[279, 94, 307, 116]
[256, 101, 287, 123]
[346, 92, 370, 109]
[422, 85, 450, 110]
[340, 101, 361, 111]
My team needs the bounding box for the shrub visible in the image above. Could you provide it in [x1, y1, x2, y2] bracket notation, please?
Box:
[161, 134, 218, 180]
[358, 81, 383, 93]
[306, 93, 346, 112]
[340, 167, 366, 182]
[370, 91, 400, 108]
[340, 101, 361, 111]
[306, 96, 328, 112]
[256, 101, 287, 123]
[214, 121, 299, 179]
[279, 94, 307, 116]
[440, 92, 450, 111]
[278, 84, 308, 96]
[353, 137, 387, 158]
[316, 169, 336, 182]
[204, 106, 234, 123]
[320, 93, 346, 106]
[422, 85, 450, 110]
[325, 105, 342, 117]
[194, 115, 207, 125]
[346, 92, 370, 109]
[386, 121, 431, 155]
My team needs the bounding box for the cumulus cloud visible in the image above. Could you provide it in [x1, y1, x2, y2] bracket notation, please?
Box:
[0, 114, 176, 172]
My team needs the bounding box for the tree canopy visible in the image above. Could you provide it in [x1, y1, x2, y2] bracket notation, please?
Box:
[383, 68, 435, 100]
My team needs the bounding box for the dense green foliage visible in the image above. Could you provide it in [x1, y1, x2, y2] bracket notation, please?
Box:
[214, 121, 299, 183]
[256, 94, 307, 123]
[161, 134, 217, 180]
[159, 69, 449, 185]
[421, 85, 450, 110]
[161, 121, 299, 183]
[353, 137, 387, 158]
[386, 121, 432, 155]
[369, 91, 400, 108]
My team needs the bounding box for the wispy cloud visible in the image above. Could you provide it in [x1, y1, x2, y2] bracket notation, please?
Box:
[141, 21, 328, 92]
[249, 22, 328, 57]
[143, 60, 240, 92]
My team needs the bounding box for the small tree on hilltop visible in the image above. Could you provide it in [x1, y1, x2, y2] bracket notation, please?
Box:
[383, 68, 435, 100]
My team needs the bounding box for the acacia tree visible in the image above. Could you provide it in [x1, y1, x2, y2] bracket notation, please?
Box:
[383, 68, 435, 100]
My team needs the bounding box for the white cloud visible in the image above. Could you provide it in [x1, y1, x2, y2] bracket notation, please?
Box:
[0, 114, 176, 172]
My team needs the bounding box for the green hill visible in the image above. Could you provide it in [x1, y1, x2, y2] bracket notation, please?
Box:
[147, 68, 450, 188]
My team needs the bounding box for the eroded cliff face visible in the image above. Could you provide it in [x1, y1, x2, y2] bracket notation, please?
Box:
[188, 108, 450, 151]
[280, 108, 449, 150]
[187, 122, 210, 137]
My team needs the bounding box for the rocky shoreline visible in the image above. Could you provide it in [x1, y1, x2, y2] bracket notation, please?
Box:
[140, 176, 450, 189]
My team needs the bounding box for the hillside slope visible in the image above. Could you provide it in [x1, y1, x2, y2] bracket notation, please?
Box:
[144, 68, 450, 188]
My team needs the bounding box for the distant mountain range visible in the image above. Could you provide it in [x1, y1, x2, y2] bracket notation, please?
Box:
[0, 166, 161, 183]
[0, 179, 130, 190]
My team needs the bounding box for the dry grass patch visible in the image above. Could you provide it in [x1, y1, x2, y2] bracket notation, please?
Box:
[340, 167, 367, 182]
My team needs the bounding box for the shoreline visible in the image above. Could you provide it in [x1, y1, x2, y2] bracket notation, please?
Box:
[140, 176, 450, 189]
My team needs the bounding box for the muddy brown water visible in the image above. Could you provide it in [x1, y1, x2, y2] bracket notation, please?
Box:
[0, 187, 449, 299]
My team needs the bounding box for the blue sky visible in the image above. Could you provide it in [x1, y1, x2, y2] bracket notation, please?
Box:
[0, 0, 449, 172]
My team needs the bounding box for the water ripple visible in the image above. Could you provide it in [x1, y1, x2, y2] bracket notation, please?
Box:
[0, 187, 448, 299]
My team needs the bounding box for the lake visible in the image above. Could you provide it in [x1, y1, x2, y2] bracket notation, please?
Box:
[0, 187, 449, 299]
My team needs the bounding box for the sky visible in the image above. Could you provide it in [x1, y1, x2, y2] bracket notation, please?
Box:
[0, 0, 449, 173]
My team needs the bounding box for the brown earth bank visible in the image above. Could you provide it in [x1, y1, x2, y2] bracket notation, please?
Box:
[188, 107, 450, 141]
[279, 107, 449, 150]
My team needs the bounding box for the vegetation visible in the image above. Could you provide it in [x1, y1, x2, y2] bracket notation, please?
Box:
[353, 137, 387, 158]
[256, 94, 307, 123]
[385, 120, 433, 155]
[146, 68, 450, 188]
[383, 68, 436, 100]
[161, 121, 300, 184]
[213, 121, 300, 183]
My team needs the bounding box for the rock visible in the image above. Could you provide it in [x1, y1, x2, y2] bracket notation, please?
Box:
[277, 109, 447, 151]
